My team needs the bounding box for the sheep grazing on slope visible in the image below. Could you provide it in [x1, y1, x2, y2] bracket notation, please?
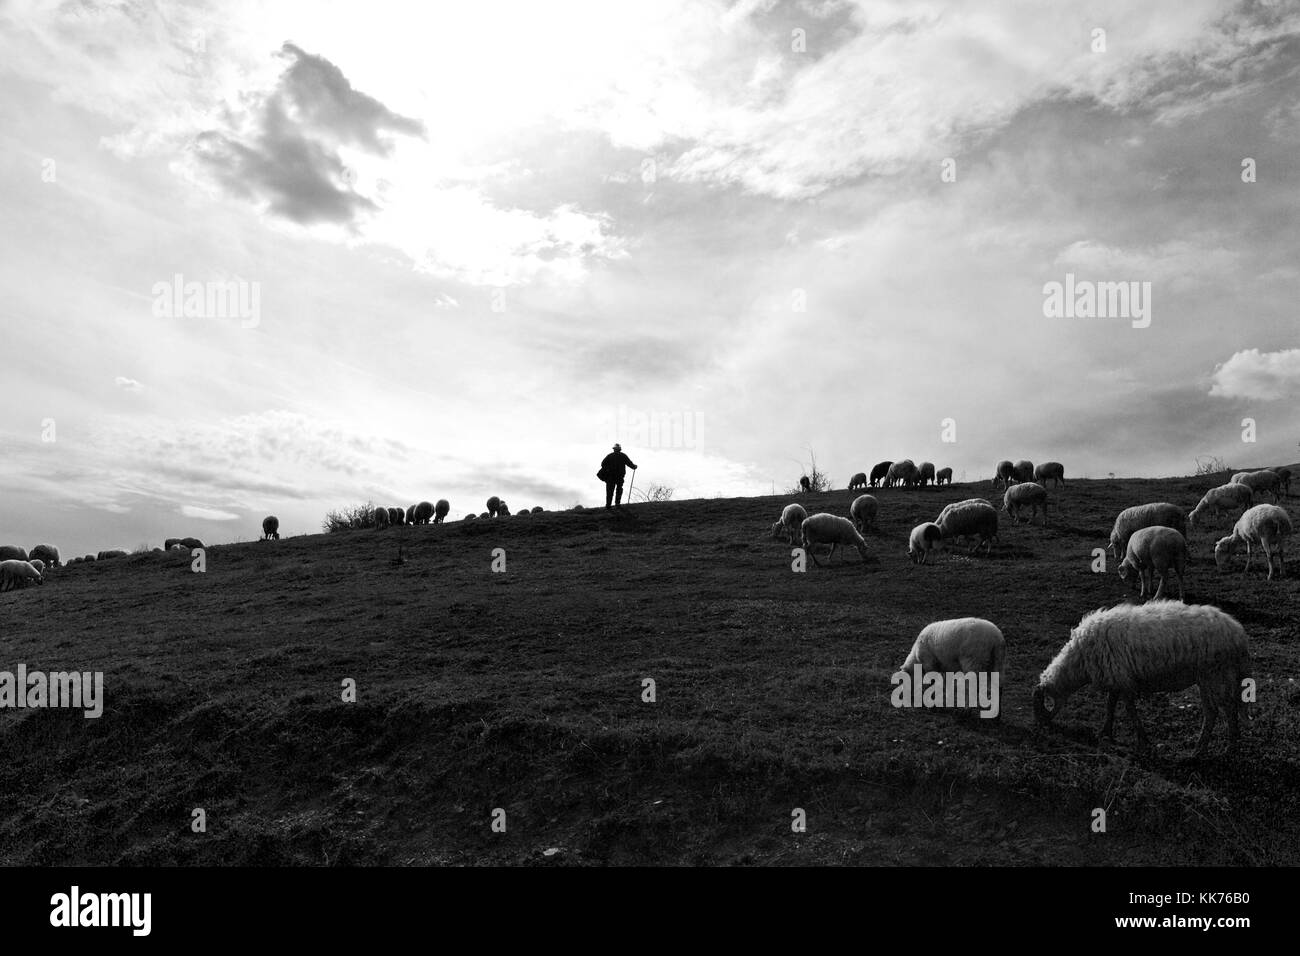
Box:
[1119, 526, 1189, 601]
[848, 472, 868, 491]
[28, 558, 45, 574]
[164, 538, 182, 551]
[486, 496, 501, 517]
[29, 544, 60, 568]
[1272, 467, 1291, 497]
[1012, 459, 1035, 484]
[1230, 470, 1282, 503]
[479, 512, 491, 519]
[0, 559, 43, 591]
[1033, 602, 1252, 756]
[435, 500, 450, 523]
[405, 504, 417, 525]
[97, 549, 128, 560]
[918, 462, 936, 487]
[1214, 504, 1292, 580]
[1034, 461, 1065, 488]
[936, 500, 999, 555]
[935, 467, 953, 486]
[799, 513, 869, 566]
[374, 507, 390, 529]
[179, 537, 204, 549]
[1107, 503, 1186, 559]
[531, 506, 543, 514]
[1002, 482, 1049, 526]
[901, 618, 1005, 678]
[849, 494, 878, 534]
[869, 461, 893, 488]
[799, 476, 812, 493]
[463, 513, 477, 521]
[993, 460, 1014, 489]
[413, 501, 435, 525]
[885, 459, 919, 488]
[1188, 483, 1253, 531]
[83, 554, 96, 563]
[262, 516, 280, 540]
[497, 501, 512, 517]
[770, 503, 807, 545]
[0, 545, 29, 561]
[908, 522, 943, 565]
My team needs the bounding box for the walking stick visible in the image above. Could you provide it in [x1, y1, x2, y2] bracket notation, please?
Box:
[627, 468, 636, 504]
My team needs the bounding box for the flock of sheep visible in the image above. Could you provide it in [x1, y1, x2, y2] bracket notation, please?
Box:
[777, 458, 1293, 756]
[342, 497, 550, 530]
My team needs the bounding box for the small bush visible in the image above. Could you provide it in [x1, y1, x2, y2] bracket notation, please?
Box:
[323, 501, 380, 533]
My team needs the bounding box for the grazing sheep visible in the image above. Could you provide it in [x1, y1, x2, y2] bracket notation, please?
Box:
[1273, 467, 1291, 497]
[799, 513, 870, 566]
[67, 556, 82, 565]
[885, 459, 920, 488]
[374, 507, 390, 529]
[935, 467, 953, 486]
[936, 500, 999, 555]
[262, 516, 280, 540]
[936, 498, 993, 525]
[0, 545, 29, 561]
[1002, 482, 1049, 526]
[848, 472, 868, 491]
[1012, 459, 1034, 484]
[164, 538, 182, 550]
[405, 504, 417, 525]
[28, 558, 45, 575]
[849, 494, 879, 534]
[96, 549, 128, 560]
[869, 461, 893, 488]
[83, 554, 96, 563]
[479, 512, 491, 519]
[497, 501, 512, 517]
[993, 460, 1014, 489]
[1214, 504, 1292, 580]
[435, 499, 450, 523]
[901, 617, 1005, 677]
[771, 503, 808, 545]
[1107, 503, 1186, 559]
[168, 543, 186, 552]
[908, 522, 943, 565]
[572, 505, 585, 512]
[179, 537, 204, 549]
[799, 476, 812, 493]
[516, 508, 530, 517]
[1230, 470, 1282, 503]
[531, 506, 543, 514]
[0, 559, 43, 591]
[918, 462, 936, 487]
[463, 513, 477, 521]
[414, 501, 435, 525]
[1034, 461, 1065, 488]
[486, 496, 501, 517]
[385, 507, 401, 525]
[1188, 483, 1253, 531]
[29, 544, 60, 568]
[1119, 526, 1189, 601]
[1033, 603, 1252, 756]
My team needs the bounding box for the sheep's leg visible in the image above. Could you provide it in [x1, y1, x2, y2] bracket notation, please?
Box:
[1242, 539, 1254, 574]
[1099, 691, 1120, 741]
[1176, 567, 1184, 602]
[1124, 695, 1151, 751]
[1194, 688, 1219, 758]
[1151, 570, 1166, 601]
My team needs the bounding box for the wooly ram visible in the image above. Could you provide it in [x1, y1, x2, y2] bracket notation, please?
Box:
[799, 513, 869, 566]
[1188, 483, 1253, 531]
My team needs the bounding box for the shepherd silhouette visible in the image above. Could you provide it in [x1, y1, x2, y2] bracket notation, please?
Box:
[597, 443, 638, 510]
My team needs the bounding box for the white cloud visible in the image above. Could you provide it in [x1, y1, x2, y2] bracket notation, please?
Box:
[180, 505, 241, 521]
[114, 377, 144, 392]
[1209, 349, 1300, 401]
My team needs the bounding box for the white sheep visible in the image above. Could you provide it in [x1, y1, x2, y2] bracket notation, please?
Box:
[1002, 482, 1049, 526]
[1012, 459, 1034, 484]
[435, 499, 450, 523]
[1214, 504, 1292, 580]
[29, 544, 60, 568]
[936, 500, 999, 555]
[1119, 526, 1189, 601]
[1107, 503, 1186, 559]
[869, 461, 892, 487]
[771, 503, 807, 545]
[1034, 461, 1065, 488]
[993, 460, 1014, 489]
[1188, 482, 1253, 531]
[800, 513, 869, 565]
[1230, 470, 1282, 503]
[0, 559, 44, 591]
[1033, 602, 1252, 756]
[0, 545, 29, 561]
[901, 617, 1005, 677]
[918, 462, 936, 486]
[848, 472, 868, 491]
[262, 515, 280, 540]
[935, 467, 953, 486]
[885, 459, 919, 488]
[907, 522, 942, 565]
[849, 494, 878, 533]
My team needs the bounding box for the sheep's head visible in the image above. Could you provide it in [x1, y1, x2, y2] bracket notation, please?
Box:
[1213, 536, 1236, 569]
[1032, 685, 1059, 725]
[1117, 558, 1136, 585]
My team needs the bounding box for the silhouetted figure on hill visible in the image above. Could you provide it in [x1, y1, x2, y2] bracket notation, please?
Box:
[800, 476, 811, 493]
[598, 443, 638, 510]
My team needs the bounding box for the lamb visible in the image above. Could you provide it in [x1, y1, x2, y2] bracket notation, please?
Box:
[374, 507, 390, 529]
[1002, 482, 1049, 526]
[1012, 459, 1034, 484]
[0, 545, 29, 561]
[0, 559, 43, 591]
[1230, 470, 1282, 503]
[935, 500, 999, 555]
[97, 549, 128, 560]
[849, 494, 878, 534]
[799, 513, 870, 566]
[413, 501, 435, 525]
[262, 516, 280, 540]
[1187, 483, 1253, 531]
[848, 472, 868, 491]
[907, 522, 943, 565]
[1214, 504, 1292, 580]
[901, 617, 1005, 677]
[799, 476, 812, 493]
[29, 544, 60, 568]
[869, 461, 893, 488]
[1119, 526, 1189, 601]
[771, 503, 807, 545]
[935, 467, 953, 486]
[918, 462, 936, 487]
[486, 496, 501, 517]
[1033, 602, 1252, 756]
[993, 460, 1014, 489]
[435, 500, 450, 523]
[1107, 503, 1186, 560]
[1034, 461, 1065, 488]
[885, 459, 919, 488]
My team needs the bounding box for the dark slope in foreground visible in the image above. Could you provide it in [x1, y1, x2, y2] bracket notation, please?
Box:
[1, 476, 1298, 865]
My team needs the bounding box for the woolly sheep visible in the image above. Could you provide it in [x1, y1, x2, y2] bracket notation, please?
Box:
[0, 559, 43, 591]
[435, 499, 450, 523]
[384, 507, 399, 525]
[901, 617, 1005, 677]
[848, 472, 868, 491]
[935, 467, 953, 486]
[531, 506, 543, 514]
[97, 549, 128, 560]
[1214, 504, 1291, 580]
[179, 537, 204, 549]
[374, 507, 390, 529]
[168, 543, 186, 552]
[771, 503, 807, 545]
[497, 501, 512, 517]
[1188, 483, 1253, 531]
[0, 545, 29, 561]
[29, 558, 45, 574]
[907, 522, 942, 565]
[1034, 461, 1065, 488]
[262, 516, 280, 540]
[918, 462, 936, 486]
[1107, 503, 1186, 559]
[799, 476, 811, 493]
[936, 500, 999, 555]
[799, 513, 869, 566]
[1033, 602, 1252, 756]
[869, 461, 892, 488]
[885, 459, 919, 488]
[1012, 459, 1034, 484]
[849, 494, 878, 534]
[29, 544, 60, 568]
[1002, 482, 1049, 526]
[936, 498, 993, 525]
[413, 501, 434, 525]
[405, 504, 417, 524]
[516, 508, 530, 517]
[1119, 526, 1189, 601]
[479, 512, 491, 519]
[993, 460, 1014, 489]
[83, 554, 96, 563]
[1230, 470, 1282, 503]
[164, 538, 182, 550]
[572, 505, 585, 513]
[463, 513, 477, 521]
[1273, 467, 1291, 497]
[486, 496, 501, 517]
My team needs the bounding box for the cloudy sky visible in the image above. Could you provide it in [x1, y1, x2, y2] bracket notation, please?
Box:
[1, 0, 1298, 554]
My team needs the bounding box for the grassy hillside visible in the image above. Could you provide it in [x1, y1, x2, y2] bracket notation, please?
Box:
[2, 475, 1298, 865]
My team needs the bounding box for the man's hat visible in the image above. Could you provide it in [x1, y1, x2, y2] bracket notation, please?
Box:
[612, 443, 622, 451]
